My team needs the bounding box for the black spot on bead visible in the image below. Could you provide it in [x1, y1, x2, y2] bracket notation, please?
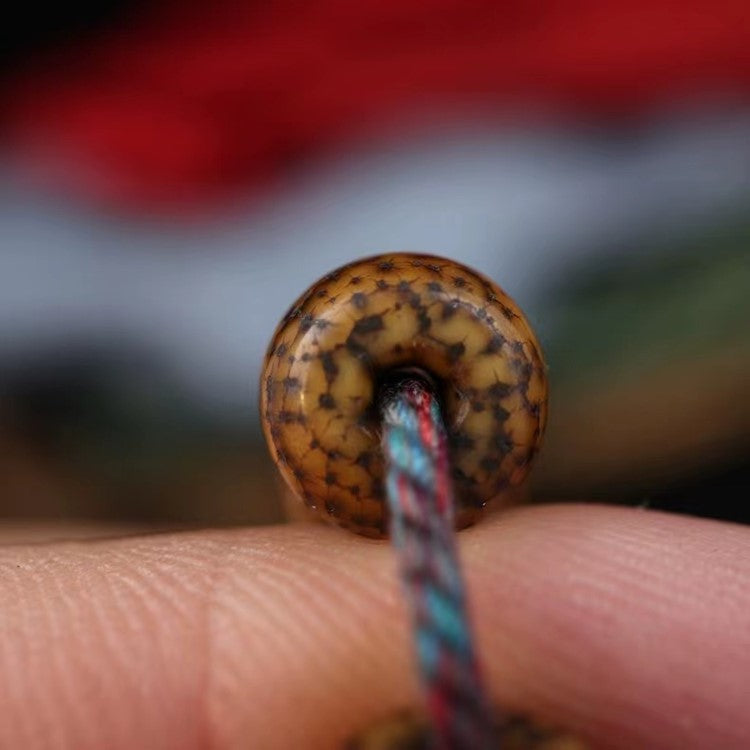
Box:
[397, 280, 411, 293]
[452, 433, 475, 451]
[279, 410, 304, 425]
[310, 438, 320, 449]
[320, 351, 339, 383]
[345, 339, 370, 362]
[447, 342, 466, 363]
[316, 289, 327, 298]
[377, 260, 395, 271]
[350, 276, 362, 285]
[452, 466, 477, 485]
[493, 434, 514, 455]
[501, 304, 516, 320]
[350, 292, 367, 309]
[319, 393, 336, 409]
[275, 343, 287, 357]
[352, 314, 384, 335]
[265, 378, 275, 402]
[427, 281, 443, 293]
[488, 382, 512, 399]
[299, 313, 314, 332]
[492, 405, 510, 422]
[376, 279, 388, 290]
[452, 276, 466, 288]
[480, 456, 501, 473]
[484, 334, 505, 354]
[355, 451, 373, 469]
[283, 377, 300, 391]
[325, 501, 338, 515]
[472, 401, 485, 412]
[442, 299, 459, 319]
[417, 309, 431, 332]
[511, 358, 533, 383]
[325, 472, 337, 486]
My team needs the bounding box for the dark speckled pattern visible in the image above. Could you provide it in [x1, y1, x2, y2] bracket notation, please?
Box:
[346, 711, 587, 749]
[261, 253, 548, 537]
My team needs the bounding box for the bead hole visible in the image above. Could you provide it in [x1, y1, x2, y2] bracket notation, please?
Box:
[375, 366, 445, 417]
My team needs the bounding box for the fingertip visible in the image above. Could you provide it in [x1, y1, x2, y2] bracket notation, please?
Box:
[464, 505, 750, 749]
[2, 506, 749, 750]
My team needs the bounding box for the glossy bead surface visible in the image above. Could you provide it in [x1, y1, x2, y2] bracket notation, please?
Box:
[260, 253, 548, 537]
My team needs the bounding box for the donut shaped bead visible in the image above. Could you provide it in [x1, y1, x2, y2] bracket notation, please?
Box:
[260, 253, 548, 537]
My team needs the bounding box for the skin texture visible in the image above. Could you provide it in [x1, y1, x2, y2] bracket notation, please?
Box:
[1, 504, 749, 750]
[261, 253, 548, 536]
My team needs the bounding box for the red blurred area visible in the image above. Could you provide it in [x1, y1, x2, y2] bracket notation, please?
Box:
[5, 0, 750, 209]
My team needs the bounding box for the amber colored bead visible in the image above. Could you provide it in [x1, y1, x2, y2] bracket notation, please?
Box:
[260, 253, 548, 537]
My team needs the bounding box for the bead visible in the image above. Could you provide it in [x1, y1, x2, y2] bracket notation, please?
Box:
[347, 710, 587, 749]
[260, 253, 548, 537]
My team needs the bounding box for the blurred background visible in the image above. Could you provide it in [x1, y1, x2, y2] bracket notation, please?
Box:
[1, 0, 748, 537]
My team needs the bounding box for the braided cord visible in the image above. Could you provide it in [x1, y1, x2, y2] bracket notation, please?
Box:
[380, 377, 496, 750]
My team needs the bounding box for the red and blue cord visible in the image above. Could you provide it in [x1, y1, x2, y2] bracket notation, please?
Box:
[380, 377, 496, 749]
